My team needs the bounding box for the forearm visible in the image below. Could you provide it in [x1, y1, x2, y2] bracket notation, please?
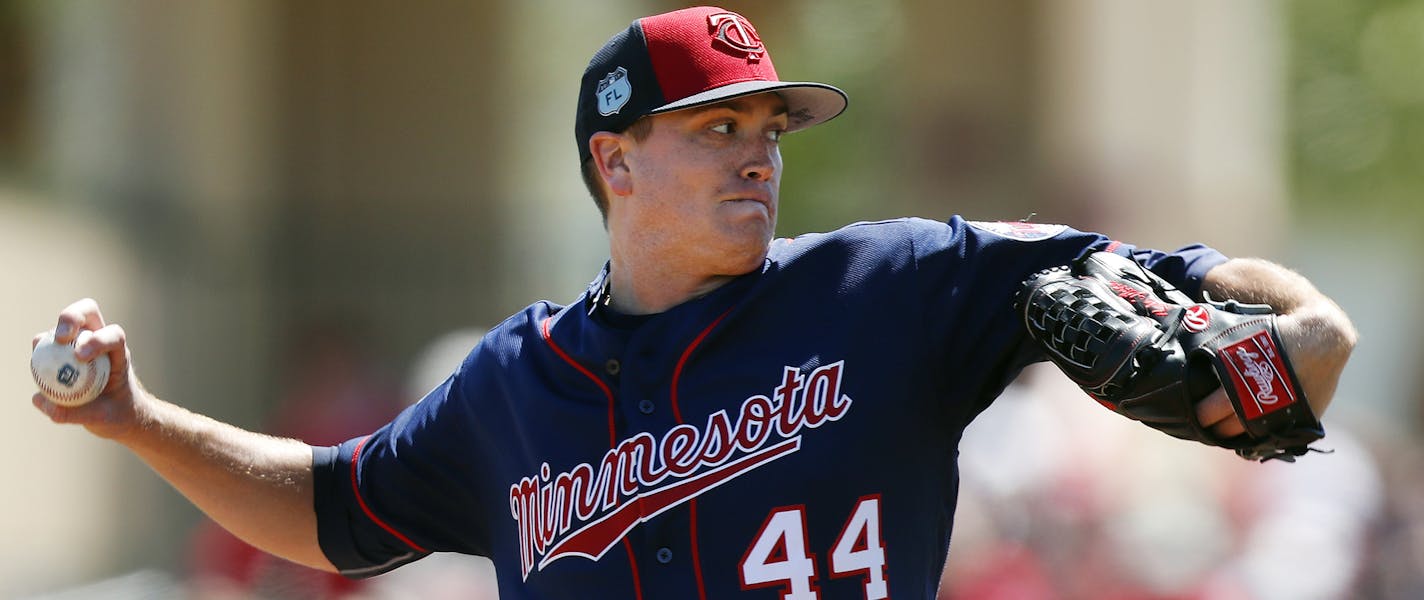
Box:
[1202, 258, 1358, 417]
[32, 299, 339, 572]
[120, 391, 335, 572]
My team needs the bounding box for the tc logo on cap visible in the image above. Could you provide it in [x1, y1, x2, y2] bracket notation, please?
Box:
[708, 12, 763, 61]
[596, 67, 632, 116]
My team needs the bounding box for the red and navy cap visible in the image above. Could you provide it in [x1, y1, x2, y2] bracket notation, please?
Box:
[575, 6, 848, 164]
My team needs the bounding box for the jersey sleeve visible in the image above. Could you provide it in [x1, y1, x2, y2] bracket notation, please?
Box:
[906, 216, 1227, 428]
[312, 351, 494, 577]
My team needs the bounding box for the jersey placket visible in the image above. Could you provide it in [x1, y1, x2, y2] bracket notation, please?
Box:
[609, 311, 729, 600]
[615, 328, 687, 599]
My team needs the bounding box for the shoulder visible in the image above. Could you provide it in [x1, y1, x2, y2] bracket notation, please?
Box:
[767, 217, 929, 263]
[454, 301, 564, 373]
[769, 216, 1102, 264]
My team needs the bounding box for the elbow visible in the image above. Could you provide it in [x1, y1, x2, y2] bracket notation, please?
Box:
[1306, 296, 1358, 359]
[1278, 297, 1356, 419]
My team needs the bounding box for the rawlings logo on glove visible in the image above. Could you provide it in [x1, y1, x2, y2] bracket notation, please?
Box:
[1016, 251, 1325, 462]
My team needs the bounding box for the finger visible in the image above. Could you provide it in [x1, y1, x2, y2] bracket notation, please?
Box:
[55, 298, 106, 343]
[1196, 389, 1248, 438]
[33, 393, 73, 424]
[74, 323, 130, 382]
[1212, 417, 1246, 439]
[1195, 388, 1234, 427]
[81, 322, 129, 393]
[34, 387, 116, 424]
[1200, 389, 1248, 438]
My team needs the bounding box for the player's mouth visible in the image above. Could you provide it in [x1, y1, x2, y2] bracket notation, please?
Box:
[725, 199, 771, 221]
[721, 193, 773, 216]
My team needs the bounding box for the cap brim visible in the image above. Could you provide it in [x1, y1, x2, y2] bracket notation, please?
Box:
[649, 80, 848, 132]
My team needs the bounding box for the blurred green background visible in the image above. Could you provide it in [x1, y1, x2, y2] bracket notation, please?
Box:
[1, 1, 1420, 598]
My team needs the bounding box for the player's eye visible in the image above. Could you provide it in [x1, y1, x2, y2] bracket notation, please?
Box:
[766, 129, 784, 143]
[711, 122, 734, 135]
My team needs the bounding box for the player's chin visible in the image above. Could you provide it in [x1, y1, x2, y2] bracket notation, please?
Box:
[723, 201, 775, 229]
[721, 219, 774, 248]
[717, 233, 774, 273]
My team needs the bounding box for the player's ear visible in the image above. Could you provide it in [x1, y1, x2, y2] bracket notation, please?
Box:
[590, 132, 633, 197]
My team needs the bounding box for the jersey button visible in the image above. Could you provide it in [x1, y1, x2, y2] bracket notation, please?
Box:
[605, 359, 621, 376]
[638, 399, 655, 415]
[655, 547, 673, 564]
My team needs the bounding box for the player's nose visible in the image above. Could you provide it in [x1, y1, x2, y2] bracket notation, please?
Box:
[738, 139, 779, 183]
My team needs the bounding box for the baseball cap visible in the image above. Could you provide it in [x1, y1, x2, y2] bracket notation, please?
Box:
[575, 6, 848, 164]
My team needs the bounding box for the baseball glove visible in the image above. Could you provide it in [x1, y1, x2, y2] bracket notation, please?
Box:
[1016, 251, 1325, 462]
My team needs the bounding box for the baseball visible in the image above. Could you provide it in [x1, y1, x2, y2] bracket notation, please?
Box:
[31, 331, 110, 407]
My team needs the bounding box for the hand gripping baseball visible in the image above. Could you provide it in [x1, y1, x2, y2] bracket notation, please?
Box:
[31, 298, 142, 440]
[1016, 252, 1326, 462]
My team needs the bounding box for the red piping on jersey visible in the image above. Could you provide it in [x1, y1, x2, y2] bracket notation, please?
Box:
[540, 316, 643, 600]
[688, 502, 707, 600]
[541, 317, 618, 447]
[349, 436, 429, 553]
[624, 541, 645, 598]
[1105, 240, 1123, 253]
[670, 309, 732, 424]
[670, 308, 732, 600]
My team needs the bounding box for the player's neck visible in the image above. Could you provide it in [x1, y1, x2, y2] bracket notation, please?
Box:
[605, 260, 734, 315]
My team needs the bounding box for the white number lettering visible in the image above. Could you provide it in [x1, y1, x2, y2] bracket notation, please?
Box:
[740, 507, 819, 599]
[741, 498, 889, 599]
[829, 496, 888, 599]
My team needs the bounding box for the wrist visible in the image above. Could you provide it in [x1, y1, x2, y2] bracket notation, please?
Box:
[92, 374, 159, 443]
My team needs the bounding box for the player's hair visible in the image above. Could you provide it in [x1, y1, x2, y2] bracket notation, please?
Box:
[581, 117, 655, 226]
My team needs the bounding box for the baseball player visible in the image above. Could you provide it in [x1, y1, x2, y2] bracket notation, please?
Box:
[33, 6, 1355, 599]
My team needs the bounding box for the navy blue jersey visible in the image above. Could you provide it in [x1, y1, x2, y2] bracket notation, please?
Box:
[312, 216, 1226, 599]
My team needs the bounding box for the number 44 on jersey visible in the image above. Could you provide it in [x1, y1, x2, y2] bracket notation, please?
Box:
[740, 495, 888, 600]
